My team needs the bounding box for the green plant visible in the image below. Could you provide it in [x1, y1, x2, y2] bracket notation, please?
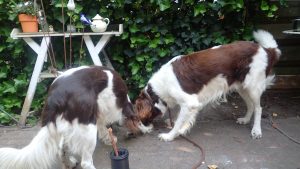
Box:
[0, 0, 286, 125]
[52, 1, 84, 29]
[15, 1, 37, 16]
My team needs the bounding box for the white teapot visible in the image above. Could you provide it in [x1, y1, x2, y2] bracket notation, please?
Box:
[90, 14, 110, 32]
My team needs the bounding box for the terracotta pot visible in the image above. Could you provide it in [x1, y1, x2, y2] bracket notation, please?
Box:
[18, 14, 38, 33]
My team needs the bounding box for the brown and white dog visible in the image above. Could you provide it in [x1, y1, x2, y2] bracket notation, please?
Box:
[135, 30, 281, 142]
[0, 66, 151, 169]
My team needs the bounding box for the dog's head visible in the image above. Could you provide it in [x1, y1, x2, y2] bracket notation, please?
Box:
[134, 89, 165, 127]
[123, 102, 153, 135]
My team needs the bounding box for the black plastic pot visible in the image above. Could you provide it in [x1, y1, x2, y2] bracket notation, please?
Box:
[110, 148, 129, 169]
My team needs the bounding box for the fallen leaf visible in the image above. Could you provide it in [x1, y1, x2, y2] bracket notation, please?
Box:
[208, 164, 218, 169]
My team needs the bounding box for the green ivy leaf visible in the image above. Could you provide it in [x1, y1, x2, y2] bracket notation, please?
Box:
[260, 0, 269, 11]
[267, 12, 274, 18]
[164, 34, 175, 44]
[236, 0, 244, 9]
[112, 54, 124, 63]
[135, 17, 143, 23]
[121, 32, 129, 40]
[185, 0, 194, 5]
[0, 46, 5, 52]
[270, 4, 278, 12]
[146, 61, 153, 72]
[203, 37, 212, 46]
[0, 72, 6, 79]
[14, 78, 26, 88]
[157, 0, 170, 11]
[3, 86, 16, 94]
[149, 38, 160, 48]
[141, 24, 153, 32]
[129, 24, 139, 33]
[159, 49, 168, 57]
[194, 4, 206, 16]
[187, 48, 194, 54]
[74, 5, 83, 14]
[0, 112, 11, 125]
[131, 62, 140, 75]
[136, 55, 145, 62]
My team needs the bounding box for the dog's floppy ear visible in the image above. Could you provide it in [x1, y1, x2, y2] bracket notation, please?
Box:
[135, 90, 153, 125]
[122, 102, 137, 118]
[123, 102, 141, 134]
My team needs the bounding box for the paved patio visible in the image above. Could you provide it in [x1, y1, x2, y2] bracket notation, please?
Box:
[0, 90, 300, 169]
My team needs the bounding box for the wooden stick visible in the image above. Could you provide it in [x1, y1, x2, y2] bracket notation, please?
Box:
[108, 128, 119, 156]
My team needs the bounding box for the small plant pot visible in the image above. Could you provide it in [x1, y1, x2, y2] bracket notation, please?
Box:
[110, 148, 129, 169]
[18, 14, 38, 33]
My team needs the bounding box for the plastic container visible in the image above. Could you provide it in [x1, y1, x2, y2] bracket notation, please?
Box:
[110, 148, 129, 169]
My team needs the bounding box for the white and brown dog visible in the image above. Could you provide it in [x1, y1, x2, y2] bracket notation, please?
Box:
[135, 30, 281, 142]
[0, 66, 151, 169]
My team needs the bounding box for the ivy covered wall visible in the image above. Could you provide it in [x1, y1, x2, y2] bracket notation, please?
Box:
[0, 0, 285, 125]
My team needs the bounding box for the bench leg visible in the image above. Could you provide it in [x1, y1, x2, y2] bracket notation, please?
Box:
[83, 35, 112, 66]
[19, 37, 50, 126]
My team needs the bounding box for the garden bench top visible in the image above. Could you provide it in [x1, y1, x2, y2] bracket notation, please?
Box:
[10, 24, 123, 39]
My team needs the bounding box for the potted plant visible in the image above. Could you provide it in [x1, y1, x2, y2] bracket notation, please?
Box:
[15, 1, 38, 32]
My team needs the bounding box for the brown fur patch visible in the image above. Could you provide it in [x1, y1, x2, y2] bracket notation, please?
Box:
[134, 90, 162, 126]
[41, 66, 140, 134]
[264, 48, 279, 75]
[41, 66, 109, 125]
[172, 41, 259, 94]
[135, 91, 153, 125]
[124, 117, 140, 134]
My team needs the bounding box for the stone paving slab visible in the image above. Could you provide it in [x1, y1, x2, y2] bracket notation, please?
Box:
[1, 118, 299, 169]
[1, 90, 300, 169]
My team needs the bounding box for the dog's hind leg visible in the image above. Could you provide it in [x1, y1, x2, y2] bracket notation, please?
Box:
[247, 88, 264, 139]
[62, 144, 78, 169]
[80, 124, 97, 169]
[236, 88, 254, 125]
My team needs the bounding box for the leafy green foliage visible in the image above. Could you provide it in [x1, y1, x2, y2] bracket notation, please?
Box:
[0, 0, 284, 125]
[13, 1, 37, 16]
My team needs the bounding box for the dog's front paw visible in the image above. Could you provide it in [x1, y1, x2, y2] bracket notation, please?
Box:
[158, 133, 175, 142]
[236, 117, 250, 125]
[138, 123, 153, 134]
[251, 127, 262, 139]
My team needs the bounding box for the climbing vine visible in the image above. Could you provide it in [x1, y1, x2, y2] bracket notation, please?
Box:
[0, 0, 285, 125]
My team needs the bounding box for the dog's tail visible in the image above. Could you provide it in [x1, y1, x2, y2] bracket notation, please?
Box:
[0, 125, 61, 169]
[253, 29, 278, 49]
[253, 29, 281, 57]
